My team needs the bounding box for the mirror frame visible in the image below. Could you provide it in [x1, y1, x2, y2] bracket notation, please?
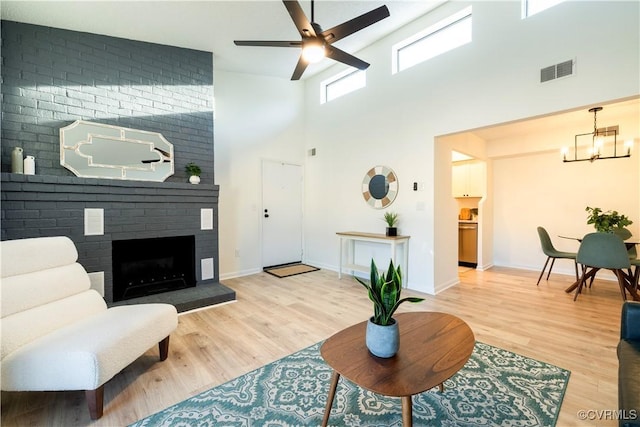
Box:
[60, 120, 174, 182]
[362, 165, 398, 209]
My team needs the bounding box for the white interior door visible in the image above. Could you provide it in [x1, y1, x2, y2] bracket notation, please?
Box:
[262, 160, 303, 268]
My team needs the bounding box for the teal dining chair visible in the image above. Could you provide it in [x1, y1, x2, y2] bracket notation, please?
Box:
[614, 228, 639, 290]
[582, 228, 638, 289]
[574, 232, 633, 301]
[631, 258, 640, 290]
[536, 226, 579, 286]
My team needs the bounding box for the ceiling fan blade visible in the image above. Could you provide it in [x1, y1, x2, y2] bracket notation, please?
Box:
[291, 55, 309, 80]
[283, 0, 316, 38]
[325, 45, 370, 70]
[321, 5, 390, 44]
[234, 40, 302, 48]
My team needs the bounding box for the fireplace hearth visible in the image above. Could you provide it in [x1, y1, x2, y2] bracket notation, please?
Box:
[112, 235, 196, 302]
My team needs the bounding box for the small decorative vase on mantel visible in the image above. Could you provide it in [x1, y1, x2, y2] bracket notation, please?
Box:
[386, 227, 397, 237]
[11, 147, 24, 174]
[185, 162, 201, 185]
[356, 259, 424, 358]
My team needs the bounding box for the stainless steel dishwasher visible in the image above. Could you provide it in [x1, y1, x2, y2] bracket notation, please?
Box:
[458, 222, 478, 267]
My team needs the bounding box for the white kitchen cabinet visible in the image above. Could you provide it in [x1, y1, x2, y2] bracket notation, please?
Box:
[452, 161, 484, 198]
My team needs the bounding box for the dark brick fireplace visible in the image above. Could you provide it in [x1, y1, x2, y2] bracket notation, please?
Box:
[0, 21, 235, 312]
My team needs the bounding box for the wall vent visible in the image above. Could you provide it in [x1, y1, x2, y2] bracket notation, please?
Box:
[540, 59, 574, 83]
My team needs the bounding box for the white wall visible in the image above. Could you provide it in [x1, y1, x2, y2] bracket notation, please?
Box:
[213, 2, 639, 291]
[214, 70, 305, 278]
[301, 1, 639, 293]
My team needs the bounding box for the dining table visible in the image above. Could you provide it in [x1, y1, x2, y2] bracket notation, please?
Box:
[558, 235, 639, 251]
[558, 235, 639, 301]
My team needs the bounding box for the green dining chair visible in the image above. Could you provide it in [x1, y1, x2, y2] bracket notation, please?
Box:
[574, 232, 632, 301]
[613, 228, 638, 290]
[631, 258, 640, 290]
[613, 227, 636, 256]
[581, 228, 637, 289]
[536, 226, 579, 286]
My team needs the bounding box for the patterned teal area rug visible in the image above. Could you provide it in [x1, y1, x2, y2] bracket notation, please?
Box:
[130, 341, 570, 427]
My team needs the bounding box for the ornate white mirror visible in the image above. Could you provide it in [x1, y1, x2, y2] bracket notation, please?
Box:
[60, 120, 174, 182]
[362, 165, 398, 209]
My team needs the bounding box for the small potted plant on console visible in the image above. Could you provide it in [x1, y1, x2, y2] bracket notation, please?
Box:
[186, 162, 201, 184]
[383, 211, 398, 236]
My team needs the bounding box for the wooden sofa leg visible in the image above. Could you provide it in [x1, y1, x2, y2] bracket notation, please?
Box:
[85, 337, 169, 419]
[159, 336, 170, 361]
[86, 385, 104, 420]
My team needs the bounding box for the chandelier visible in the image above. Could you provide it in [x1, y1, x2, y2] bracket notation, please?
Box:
[562, 106, 632, 162]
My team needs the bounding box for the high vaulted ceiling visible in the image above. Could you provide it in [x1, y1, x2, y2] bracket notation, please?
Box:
[1, 0, 444, 80]
[2, 1, 638, 141]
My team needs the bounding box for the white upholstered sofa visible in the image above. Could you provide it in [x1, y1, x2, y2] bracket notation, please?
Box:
[0, 236, 178, 419]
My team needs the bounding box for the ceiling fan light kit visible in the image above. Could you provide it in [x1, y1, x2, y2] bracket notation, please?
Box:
[301, 40, 325, 63]
[234, 0, 390, 80]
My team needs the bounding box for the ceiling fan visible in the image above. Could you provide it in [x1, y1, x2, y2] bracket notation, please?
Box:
[234, 0, 390, 80]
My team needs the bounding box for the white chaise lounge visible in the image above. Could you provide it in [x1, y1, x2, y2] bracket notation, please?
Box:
[0, 236, 178, 419]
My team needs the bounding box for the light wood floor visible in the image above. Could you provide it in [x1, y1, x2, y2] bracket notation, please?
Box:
[1, 266, 627, 426]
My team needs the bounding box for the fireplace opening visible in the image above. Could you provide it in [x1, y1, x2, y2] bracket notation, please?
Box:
[112, 235, 196, 302]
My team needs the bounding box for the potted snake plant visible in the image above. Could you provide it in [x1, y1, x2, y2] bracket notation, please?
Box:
[356, 259, 424, 358]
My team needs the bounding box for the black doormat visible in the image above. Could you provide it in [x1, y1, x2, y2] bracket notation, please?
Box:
[264, 263, 320, 278]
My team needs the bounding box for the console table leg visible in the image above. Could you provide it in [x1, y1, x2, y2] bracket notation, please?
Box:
[338, 238, 343, 279]
[322, 371, 340, 427]
[401, 395, 413, 426]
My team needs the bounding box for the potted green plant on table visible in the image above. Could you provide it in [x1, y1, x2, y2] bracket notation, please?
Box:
[383, 211, 398, 236]
[356, 259, 424, 358]
[186, 162, 201, 184]
[585, 206, 633, 235]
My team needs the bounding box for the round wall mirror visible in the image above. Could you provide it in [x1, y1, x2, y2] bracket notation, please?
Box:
[362, 166, 398, 209]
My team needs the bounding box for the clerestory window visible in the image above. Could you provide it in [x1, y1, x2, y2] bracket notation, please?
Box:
[522, 0, 565, 18]
[320, 68, 366, 104]
[392, 6, 472, 74]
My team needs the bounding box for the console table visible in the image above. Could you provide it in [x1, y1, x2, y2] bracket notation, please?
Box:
[336, 231, 410, 287]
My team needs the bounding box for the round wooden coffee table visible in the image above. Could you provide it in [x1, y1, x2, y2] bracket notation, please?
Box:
[320, 311, 475, 426]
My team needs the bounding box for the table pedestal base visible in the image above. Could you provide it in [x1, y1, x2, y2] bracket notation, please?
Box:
[565, 267, 640, 301]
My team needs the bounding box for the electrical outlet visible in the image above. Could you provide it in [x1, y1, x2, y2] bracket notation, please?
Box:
[235, 249, 240, 258]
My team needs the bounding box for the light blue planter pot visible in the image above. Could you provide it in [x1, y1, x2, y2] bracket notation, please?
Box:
[366, 317, 399, 358]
